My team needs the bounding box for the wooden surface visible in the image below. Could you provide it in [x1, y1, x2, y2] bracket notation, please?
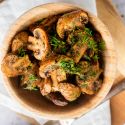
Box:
[97, 0, 125, 125]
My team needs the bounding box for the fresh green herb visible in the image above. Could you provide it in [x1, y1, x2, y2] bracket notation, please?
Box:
[82, 34, 90, 43]
[93, 54, 99, 61]
[84, 55, 91, 61]
[50, 36, 66, 53]
[59, 60, 81, 75]
[29, 74, 37, 82]
[61, 47, 67, 53]
[84, 27, 93, 36]
[23, 74, 38, 91]
[24, 85, 39, 91]
[18, 48, 26, 57]
[71, 36, 76, 45]
[88, 39, 98, 52]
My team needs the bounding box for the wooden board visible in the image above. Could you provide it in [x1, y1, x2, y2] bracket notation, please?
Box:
[96, 0, 125, 125]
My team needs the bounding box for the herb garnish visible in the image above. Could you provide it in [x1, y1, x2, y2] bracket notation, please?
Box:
[50, 36, 66, 53]
[84, 27, 93, 36]
[24, 74, 38, 91]
[59, 60, 81, 75]
[29, 74, 37, 82]
[18, 48, 26, 57]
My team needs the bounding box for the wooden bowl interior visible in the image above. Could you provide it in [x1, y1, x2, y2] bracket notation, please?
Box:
[1, 3, 116, 119]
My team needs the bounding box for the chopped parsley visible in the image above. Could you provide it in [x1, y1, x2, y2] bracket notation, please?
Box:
[29, 74, 37, 82]
[84, 27, 93, 36]
[87, 39, 98, 52]
[59, 60, 81, 75]
[50, 36, 66, 53]
[84, 54, 91, 61]
[18, 48, 26, 57]
[93, 54, 99, 61]
[22, 74, 38, 91]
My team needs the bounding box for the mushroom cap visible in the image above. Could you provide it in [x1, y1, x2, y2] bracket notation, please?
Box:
[1, 54, 31, 77]
[56, 10, 88, 39]
[11, 31, 28, 53]
[59, 83, 81, 101]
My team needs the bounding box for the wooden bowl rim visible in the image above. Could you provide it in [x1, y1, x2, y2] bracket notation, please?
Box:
[0, 3, 116, 120]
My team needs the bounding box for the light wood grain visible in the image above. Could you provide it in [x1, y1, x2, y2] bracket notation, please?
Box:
[96, 0, 125, 125]
[97, 0, 125, 81]
[0, 3, 116, 120]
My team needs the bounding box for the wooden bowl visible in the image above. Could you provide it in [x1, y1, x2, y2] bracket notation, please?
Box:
[0, 3, 116, 120]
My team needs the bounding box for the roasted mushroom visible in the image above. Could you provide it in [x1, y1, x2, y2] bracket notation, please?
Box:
[51, 68, 66, 91]
[76, 62, 103, 95]
[56, 10, 88, 39]
[67, 29, 92, 63]
[29, 15, 60, 33]
[59, 83, 81, 101]
[39, 57, 58, 78]
[39, 78, 52, 96]
[46, 92, 68, 106]
[20, 63, 41, 90]
[1, 54, 31, 77]
[28, 28, 50, 60]
[11, 31, 28, 53]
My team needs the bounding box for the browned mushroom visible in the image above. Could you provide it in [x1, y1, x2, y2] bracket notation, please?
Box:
[46, 92, 68, 106]
[28, 28, 50, 60]
[67, 30, 91, 63]
[29, 15, 60, 33]
[39, 78, 52, 96]
[50, 68, 66, 91]
[59, 83, 81, 101]
[39, 57, 58, 78]
[1, 54, 31, 77]
[76, 62, 103, 95]
[11, 31, 28, 53]
[56, 10, 88, 39]
[20, 63, 42, 90]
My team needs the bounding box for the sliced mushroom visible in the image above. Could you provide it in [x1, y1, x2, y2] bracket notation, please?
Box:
[29, 15, 60, 33]
[28, 28, 50, 60]
[67, 41, 87, 63]
[51, 68, 66, 91]
[39, 57, 58, 78]
[39, 78, 52, 96]
[46, 92, 68, 106]
[76, 62, 103, 95]
[56, 10, 88, 39]
[12, 55, 31, 73]
[11, 31, 28, 53]
[1, 54, 31, 77]
[20, 63, 41, 90]
[67, 30, 90, 63]
[59, 83, 81, 101]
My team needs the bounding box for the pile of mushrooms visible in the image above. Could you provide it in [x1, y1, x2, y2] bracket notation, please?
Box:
[1, 10, 103, 106]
